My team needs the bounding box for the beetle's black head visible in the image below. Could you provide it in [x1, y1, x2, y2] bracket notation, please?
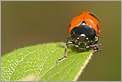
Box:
[69, 23, 97, 50]
[70, 24, 96, 40]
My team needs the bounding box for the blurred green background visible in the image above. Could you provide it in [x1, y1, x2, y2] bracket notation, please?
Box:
[2, 1, 121, 81]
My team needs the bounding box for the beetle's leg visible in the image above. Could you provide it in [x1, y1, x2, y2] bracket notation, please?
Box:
[58, 44, 65, 48]
[56, 36, 75, 63]
[89, 44, 101, 53]
[56, 44, 68, 63]
[58, 36, 73, 48]
[92, 45, 99, 53]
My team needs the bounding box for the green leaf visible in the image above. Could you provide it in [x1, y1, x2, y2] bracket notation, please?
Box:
[2, 42, 93, 81]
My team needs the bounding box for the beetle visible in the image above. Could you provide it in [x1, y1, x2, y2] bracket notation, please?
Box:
[57, 11, 101, 62]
